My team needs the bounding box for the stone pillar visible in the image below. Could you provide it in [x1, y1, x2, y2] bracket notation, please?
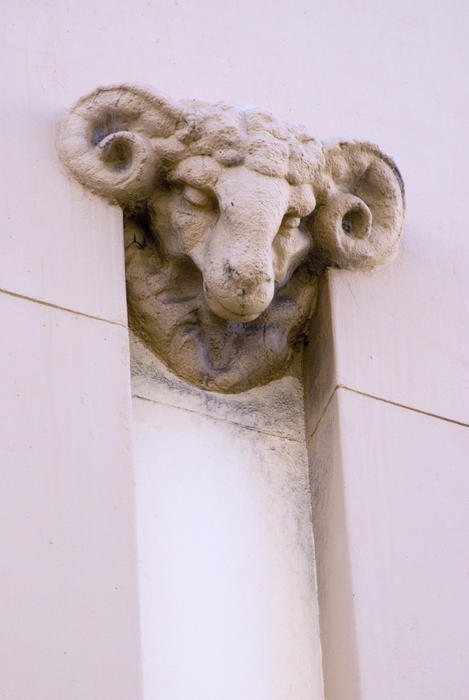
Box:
[0, 14, 143, 697]
[131, 337, 324, 699]
[304, 2, 469, 694]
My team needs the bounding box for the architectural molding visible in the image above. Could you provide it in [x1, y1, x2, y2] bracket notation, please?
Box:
[58, 85, 405, 392]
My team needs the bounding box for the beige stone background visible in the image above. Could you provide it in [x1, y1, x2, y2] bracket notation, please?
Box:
[1, 1, 468, 699]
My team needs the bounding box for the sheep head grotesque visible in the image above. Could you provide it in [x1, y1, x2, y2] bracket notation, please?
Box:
[58, 85, 405, 393]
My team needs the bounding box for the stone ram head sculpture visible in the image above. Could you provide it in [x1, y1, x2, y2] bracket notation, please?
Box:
[58, 85, 405, 393]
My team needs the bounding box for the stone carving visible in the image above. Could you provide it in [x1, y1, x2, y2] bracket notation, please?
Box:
[58, 85, 405, 393]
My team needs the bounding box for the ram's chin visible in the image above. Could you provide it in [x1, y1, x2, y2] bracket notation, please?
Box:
[205, 294, 267, 323]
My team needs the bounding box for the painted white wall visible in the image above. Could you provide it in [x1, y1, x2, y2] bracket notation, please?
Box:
[3, 0, 468, 698]
[308, 388, 469, 700]
[0, 295, 142, 699]
[303, 2, 469, 698]
[2, 5, 143, 698]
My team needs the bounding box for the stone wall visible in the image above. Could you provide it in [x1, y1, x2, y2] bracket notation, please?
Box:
[2, 1, 469, 699]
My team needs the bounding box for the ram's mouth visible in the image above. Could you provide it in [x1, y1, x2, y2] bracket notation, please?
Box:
[204, 291, 267, 323]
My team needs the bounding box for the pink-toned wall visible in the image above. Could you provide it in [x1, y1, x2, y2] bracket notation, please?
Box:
[304, 2, 469, 695]
[2, 1, 468, 698]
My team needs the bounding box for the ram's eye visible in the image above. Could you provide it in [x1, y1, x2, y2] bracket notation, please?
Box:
[182, 184, 213, 208]
[282, 214, 301, 229]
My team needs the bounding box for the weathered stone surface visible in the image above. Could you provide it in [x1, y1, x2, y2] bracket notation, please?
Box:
[58, 85, 404, 392]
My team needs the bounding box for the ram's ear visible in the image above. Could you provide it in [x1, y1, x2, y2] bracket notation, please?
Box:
[58, 85, 182, 206]
[311, 141, 405, 269]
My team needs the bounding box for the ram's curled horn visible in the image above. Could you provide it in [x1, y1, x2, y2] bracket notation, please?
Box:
[312, 141, 405, 270]
[58, 85, 182, 205]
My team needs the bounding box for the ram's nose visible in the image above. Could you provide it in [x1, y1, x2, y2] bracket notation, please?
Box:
[203, 264, 275, 322]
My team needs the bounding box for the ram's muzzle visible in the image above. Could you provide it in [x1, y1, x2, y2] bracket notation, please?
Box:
[198, 168, 291, 322]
